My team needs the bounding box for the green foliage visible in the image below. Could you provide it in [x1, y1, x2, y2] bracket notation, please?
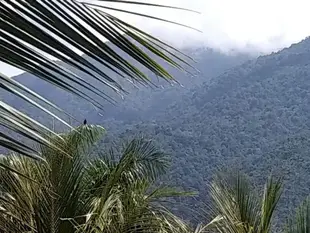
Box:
[0, 0, 196, 160]
[92, 37, 310, 226]
[1, 125, 310, 233]
[286, 197, 310, 233]
[0, 125, 190, 233]
[205, 170, 282, 233]
[5, 34, 310, 232]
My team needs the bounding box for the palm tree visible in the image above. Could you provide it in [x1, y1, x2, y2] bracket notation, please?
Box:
[196, 170, 283, 233]
[0, 0, 198, 160]
[0, 125, 192, 233]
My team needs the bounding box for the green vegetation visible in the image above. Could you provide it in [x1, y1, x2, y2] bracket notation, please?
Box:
[97, 37, 310, 224]
[4, 37, 310, 231]
[3, 2, 310, 233]
[0, 125, 190, 232]
[0, 0, 196, 160]
[0, 125, 310, 232]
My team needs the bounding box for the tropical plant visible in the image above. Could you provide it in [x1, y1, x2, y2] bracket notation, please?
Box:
[199, 170, 283, 233]
[286, 197, 310, 233]
[0, 0, 197, 159]
[0, 124, 191, 233]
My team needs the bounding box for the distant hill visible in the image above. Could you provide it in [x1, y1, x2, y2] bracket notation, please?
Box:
[104, 37, 310, 227]
[2, 44, 267, 223]
[2, 47, 252, 126]
[5, 36, 310, 228]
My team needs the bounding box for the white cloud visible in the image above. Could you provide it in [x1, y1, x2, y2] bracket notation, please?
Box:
[2, 0, 310, 76]
[113, 0, 310, 53]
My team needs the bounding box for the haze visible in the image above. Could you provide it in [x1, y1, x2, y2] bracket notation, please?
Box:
[2, 0, 310, 76]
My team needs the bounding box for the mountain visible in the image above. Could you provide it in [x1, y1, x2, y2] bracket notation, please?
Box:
[6, 37, 310, 225]
[11, 36, 310, 226]
[99, 37, 310, 226]
[2, 47, 252, 127]
[6, 36, 310, 227]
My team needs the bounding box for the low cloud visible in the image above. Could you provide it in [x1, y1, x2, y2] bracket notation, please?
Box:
[2, 0, 310, 76]
[109, 0, 310, 54]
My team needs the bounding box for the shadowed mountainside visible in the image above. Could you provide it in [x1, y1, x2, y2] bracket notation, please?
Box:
[99, 37, 310, 226]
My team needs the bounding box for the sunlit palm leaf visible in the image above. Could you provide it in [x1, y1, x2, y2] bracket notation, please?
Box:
[0, 0, 197, 158]
[82, 137, 190, 232]
[0, 126, 190, 232]
[0, 125, 105, 232]
[259, 176, 283, 233]
[207, 170, 283, 233]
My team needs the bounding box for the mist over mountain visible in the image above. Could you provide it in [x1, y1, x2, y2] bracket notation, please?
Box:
[3, 47, 252, 125]
[4, 37, 310, 227]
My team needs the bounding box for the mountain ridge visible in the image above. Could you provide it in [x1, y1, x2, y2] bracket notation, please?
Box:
[2, 46, 253, 125]
[5, 37, 310, 227]
[99, 37, 310, 225]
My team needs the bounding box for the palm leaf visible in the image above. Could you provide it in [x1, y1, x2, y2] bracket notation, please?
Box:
[286, 197, 310, 233]
[0, 124, 105, 232]
[0, 128, 190, 232]
[259, 176, 283, 233]
[0, 0, 197, 159]
[82, 136, 189, 233]
[207, 170, 283, 233]
[208, 171, 259, 233]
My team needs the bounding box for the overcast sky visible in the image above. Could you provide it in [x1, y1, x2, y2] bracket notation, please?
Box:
[2, 0, 310, 76]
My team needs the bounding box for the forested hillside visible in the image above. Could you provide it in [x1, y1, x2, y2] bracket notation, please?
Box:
[6, 37, 310, 226]
[102, 37, 310, 225]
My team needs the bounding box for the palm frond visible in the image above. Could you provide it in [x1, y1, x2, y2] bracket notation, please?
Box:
[0, 130, 190, 233]
[259, 176, 283, 233]
[0, 124, 104, 233]
[0, 0, 197, 158]
[286, 197, 310, 233]
[207, 170, 283, 233]
[209, 171, 260, 233]
[84, 137, 170, 210]
[82, 136, 189, 233]
[193, 216, 225, 233]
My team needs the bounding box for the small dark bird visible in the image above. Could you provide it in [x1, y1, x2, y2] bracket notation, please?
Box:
[83, 119, 87, 125]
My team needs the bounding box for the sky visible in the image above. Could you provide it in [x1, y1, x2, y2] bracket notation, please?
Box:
[2, 0, 310, 76]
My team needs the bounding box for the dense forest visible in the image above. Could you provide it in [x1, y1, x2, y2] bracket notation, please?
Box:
[101, 37, 310, 225]
[3, 37, 310, 228]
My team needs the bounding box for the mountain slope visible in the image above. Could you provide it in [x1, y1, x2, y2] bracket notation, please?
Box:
[104, 37, 310, 225]
[2, 47, 252, 126]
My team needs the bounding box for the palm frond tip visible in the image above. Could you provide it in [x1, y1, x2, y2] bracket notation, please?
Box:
[0, 0, 197, 158]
